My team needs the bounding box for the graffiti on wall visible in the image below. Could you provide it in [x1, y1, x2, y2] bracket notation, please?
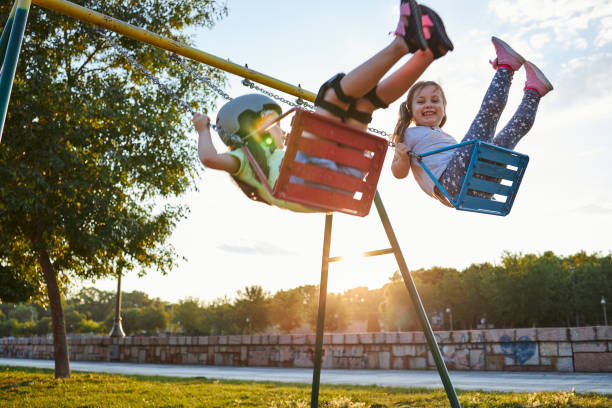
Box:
[500, 335, 536, 365]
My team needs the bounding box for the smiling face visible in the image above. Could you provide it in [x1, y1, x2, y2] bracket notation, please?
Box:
[410, 84, 446, 128]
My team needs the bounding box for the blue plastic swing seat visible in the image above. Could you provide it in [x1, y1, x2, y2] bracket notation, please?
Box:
[417, 140, 529, 216]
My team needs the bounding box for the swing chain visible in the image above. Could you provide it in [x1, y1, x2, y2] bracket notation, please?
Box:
[368, 126, 393, 142]
[241, 78, 315, 111]
[96, 28, 196, 116]
[169, 53, 233, 102]
[240, 79, 393, 143]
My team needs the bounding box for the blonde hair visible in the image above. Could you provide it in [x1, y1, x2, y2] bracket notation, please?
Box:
[392, 81, 448, 145]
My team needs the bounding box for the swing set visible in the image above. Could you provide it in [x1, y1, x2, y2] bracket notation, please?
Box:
[0, 1, 532, 407]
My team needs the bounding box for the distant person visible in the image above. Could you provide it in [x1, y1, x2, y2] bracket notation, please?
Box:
[391, 36, 554, 206]
[193, 1, 453, 211]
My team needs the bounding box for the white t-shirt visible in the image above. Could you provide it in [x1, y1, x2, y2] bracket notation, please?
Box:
[402, 126, 457, 197]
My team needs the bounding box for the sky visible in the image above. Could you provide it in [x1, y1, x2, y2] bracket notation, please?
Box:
[89, 0, 612, 303]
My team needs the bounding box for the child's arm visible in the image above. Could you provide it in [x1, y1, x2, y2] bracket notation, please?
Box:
[391, 142, 411, 179]
[194, 113, 240, 174]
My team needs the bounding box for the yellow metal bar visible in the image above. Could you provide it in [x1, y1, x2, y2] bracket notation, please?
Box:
[31, 0, 316, 102]
[19, 0, 32, 10]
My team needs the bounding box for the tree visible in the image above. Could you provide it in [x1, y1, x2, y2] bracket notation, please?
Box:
[0, 264, 37, 303]
[304, 290, 350, 333]
[7, 303, 37, 322]
[139, 305, 169, 334]
[120, 305, 168, 335]
[342, 286, 383, 332]
[379, 271, 417, 331]
[565, 252, 612, 326]
[458, 263, 493, 329]
[234, 286, 270, 334]
[270, 288, 307, 333]
[206, 297, 238, 335]
[0, 319, 18, 337]
[172, 298, 206, 335]
[0, 0, 227, 377]
[65, 287, 114, 322]
[64, 309, 88, 333]
[121, 290, 161, 309]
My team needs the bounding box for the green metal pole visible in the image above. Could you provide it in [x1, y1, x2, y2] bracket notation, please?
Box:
[0, 0, 31, 142]
[374, 191, 461, 408]
[0, 2, 18, 68]
[311, 213, 333, 408]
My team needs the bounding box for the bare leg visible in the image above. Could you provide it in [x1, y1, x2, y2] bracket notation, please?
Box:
[341, 37, 413, 99]
[346, 48, 435, 129]
[315, 37, 411, 121]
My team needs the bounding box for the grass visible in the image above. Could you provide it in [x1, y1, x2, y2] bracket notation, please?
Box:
[1, 366, 610, 407]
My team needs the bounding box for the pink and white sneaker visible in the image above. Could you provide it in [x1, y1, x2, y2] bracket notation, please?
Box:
[490, 36, 525, 71]
[524, 61, 554, 97]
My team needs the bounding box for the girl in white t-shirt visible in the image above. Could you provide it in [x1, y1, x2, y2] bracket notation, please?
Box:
[391, 37, 554, 206]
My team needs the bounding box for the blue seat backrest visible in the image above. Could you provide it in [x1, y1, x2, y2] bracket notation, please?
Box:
[454, 141, 529, 216]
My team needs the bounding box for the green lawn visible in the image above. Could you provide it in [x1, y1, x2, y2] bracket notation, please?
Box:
[1, 366, 610, 408]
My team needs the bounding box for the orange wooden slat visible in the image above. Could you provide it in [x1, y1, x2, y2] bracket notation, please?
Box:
[279, 183, 365, 216]
[290, 162, 364, 193]
[297, 137, 373, 171]
[272, 109, 388, 216]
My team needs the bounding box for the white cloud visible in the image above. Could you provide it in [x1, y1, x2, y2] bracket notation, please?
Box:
[577, 147, 607, 157]
[488, 0, 606, 24]
[217, 240, 296, 256]
[530, 33, 551, 49]
[595, 16, 612, 46]
[488, 0, 612, 50]
[546, 52, 612, 118]
[573, 204, 612, 216]
[559, 52, 612, 92]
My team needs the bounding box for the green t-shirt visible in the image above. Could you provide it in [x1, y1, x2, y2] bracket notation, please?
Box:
[228, 148, 319, 213]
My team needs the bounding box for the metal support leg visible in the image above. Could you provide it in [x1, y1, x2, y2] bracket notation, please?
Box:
[310, 213, 333, 408]
[0, 0, 31, 142]
[0, 2, 18, 68]
[374, 191, 461, 408]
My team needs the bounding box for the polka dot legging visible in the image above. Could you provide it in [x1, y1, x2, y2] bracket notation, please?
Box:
[438, 67, 541, 199]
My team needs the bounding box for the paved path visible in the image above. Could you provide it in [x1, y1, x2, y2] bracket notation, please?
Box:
[2, 358, 611, 394]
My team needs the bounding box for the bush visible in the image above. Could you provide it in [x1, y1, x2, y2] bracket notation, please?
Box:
[77, 319, 103, 334]
[0, 318, 18, 337]
[34, 317, 52, 335]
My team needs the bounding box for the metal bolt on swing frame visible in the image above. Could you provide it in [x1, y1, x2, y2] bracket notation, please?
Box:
[1, 1, 462, 406]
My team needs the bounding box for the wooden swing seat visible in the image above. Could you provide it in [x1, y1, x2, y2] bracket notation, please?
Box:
[246, 108, 389, 217]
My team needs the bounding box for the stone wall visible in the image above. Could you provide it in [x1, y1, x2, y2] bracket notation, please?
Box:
[1, 326, 611, 372]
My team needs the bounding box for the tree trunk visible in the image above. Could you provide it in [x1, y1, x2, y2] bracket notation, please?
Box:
[38, 249, 70, 378]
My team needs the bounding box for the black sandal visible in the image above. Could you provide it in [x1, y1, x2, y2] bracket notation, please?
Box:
[346, 86, 389, 125]
[395, 0, 428, 53]
[314, 73, 357, 121]
[420, 5, 454, 59]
